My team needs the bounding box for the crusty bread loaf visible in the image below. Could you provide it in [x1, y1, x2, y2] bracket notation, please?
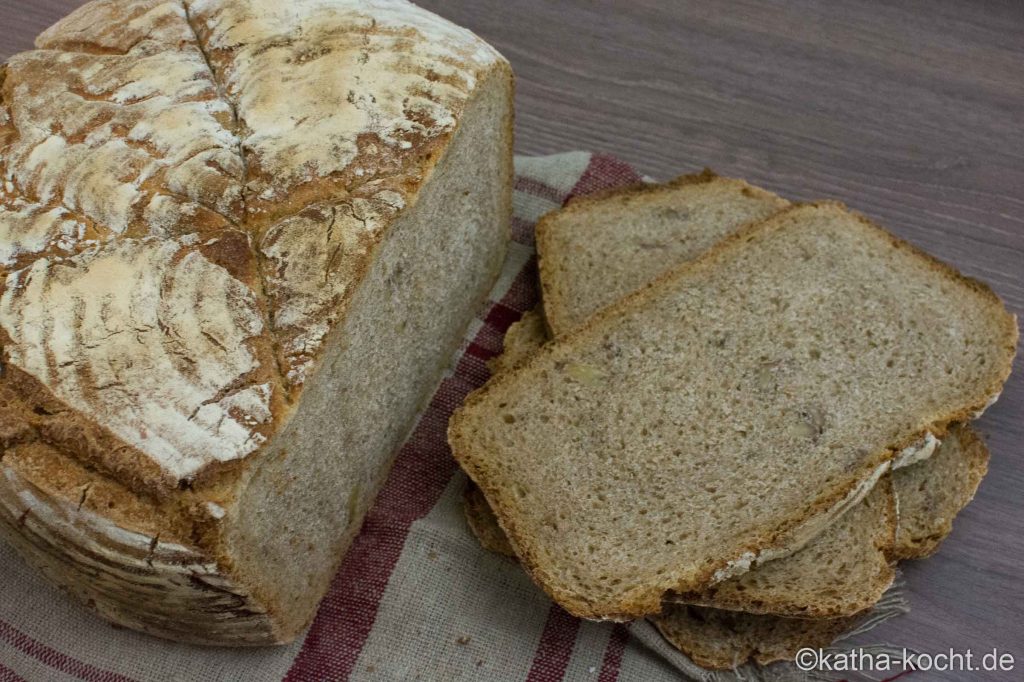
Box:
[0, 0, 512, 644]
[892, 423, 989, 560]
[537, 171, 789, 335]
[651, 605, 855, 669]
[450, 203, 1017, 620]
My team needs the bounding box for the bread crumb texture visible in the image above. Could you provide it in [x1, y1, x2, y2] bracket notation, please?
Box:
[451, 203, 1017, 620]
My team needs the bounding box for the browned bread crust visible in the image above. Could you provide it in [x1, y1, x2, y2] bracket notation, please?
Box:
[0, 0, 512, 644]
[891, 423, 989, 560]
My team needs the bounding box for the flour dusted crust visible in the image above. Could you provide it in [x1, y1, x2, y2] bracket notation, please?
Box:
[186, 0, 503, 385]
[5, 9, 242, 239]
[0, 0, 507, 642]
[0, 440, 274, 643]
[0, 0, 500, 483]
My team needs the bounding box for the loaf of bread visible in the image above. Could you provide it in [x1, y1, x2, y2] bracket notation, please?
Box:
[0, 0, 512, 644]
[450, 203, 1016, 621]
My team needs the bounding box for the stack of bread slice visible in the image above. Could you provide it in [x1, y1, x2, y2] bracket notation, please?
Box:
[448, 172, 1016, 669]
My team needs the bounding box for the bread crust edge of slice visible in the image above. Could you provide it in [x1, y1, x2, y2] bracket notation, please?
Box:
[650, 607, 857, 670]
[462, 481, 517, 557]
[890, 424, 990, 560]
[535, 168, 783, 336]
[448, 202, 1018, 621]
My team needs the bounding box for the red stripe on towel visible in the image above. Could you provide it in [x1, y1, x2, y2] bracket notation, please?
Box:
[0, 620, 136, 682]
[525, 606, 581, 682]
[514, 176, 565, 204]
[0, 661, 25, 682]
[567, 153, 643, 200]
[597, 624, 630, 682]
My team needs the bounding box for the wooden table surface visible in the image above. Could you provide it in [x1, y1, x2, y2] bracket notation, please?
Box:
[2, 1, 1022, 679]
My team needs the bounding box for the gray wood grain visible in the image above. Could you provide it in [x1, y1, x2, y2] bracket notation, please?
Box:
[2, 1, 1022, 679]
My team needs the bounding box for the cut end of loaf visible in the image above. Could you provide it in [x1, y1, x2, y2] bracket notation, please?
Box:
[221, 61, 514, 641]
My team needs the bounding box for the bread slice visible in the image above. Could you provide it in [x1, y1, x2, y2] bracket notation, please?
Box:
[461, 484, 856, 667]
[467, 465, 896, 618]
[449, 203, 1017, 620]
[891, 423, 989, 560]
[536, 171, 789, 335]
[673, 477, 895, 618]
[471, 321, 988, 618]
[473, 314, 896, 616]
[486, 309, 549, 375]
[651, 606, 855, 670]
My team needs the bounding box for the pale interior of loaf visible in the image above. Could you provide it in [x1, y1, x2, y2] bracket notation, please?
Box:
[538, 176, 788, 333]
[223, 69, 512, 639]
[451, 204, 1016, 619]
[891, 423, 989, 560]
